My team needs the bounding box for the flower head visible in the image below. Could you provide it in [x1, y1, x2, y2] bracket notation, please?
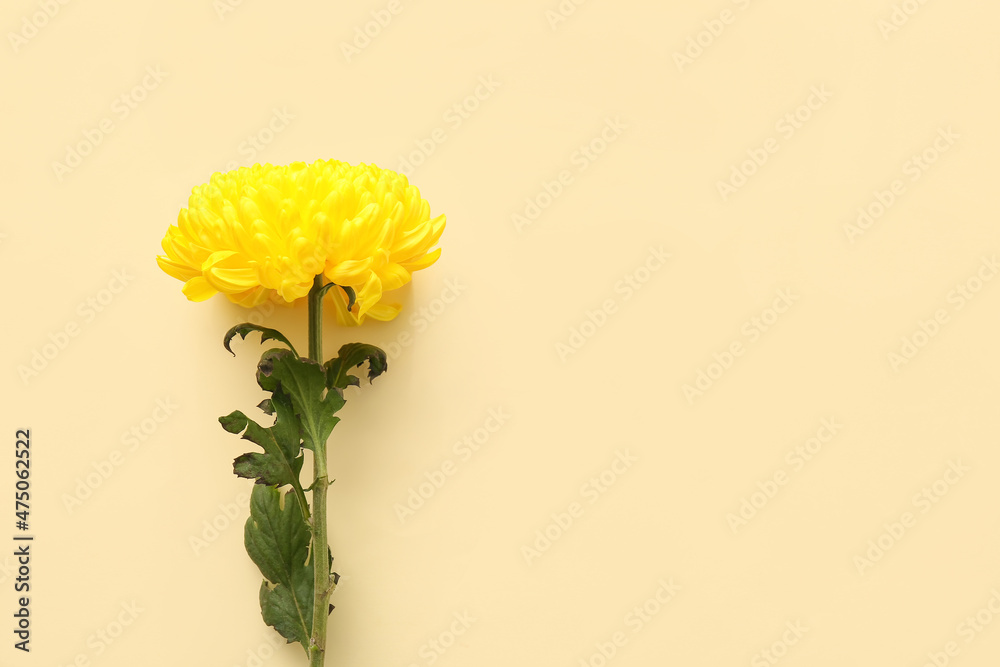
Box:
[156, 159, 445, 325]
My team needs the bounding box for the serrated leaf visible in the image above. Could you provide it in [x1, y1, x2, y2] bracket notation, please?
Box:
[234, 452, 300, 486]
[259, 349, 346, 452]
[220, 389, 305, 493]
[245, 485, 314, 652]
[324, 343, 388, 391]
[219, 411, 248, 434]
[255, 347, 287, 393]
[224, 323, 298, 358]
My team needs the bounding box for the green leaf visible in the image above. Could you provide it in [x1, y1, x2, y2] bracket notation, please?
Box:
[219, 411, 248, 434]
[219, 388, 305, 494]
[316, 282, 356, 313]
[324, 343, 388, 392]
[259, 349, 346, 451]
[315, 282, 338, 299]
[224, 323, 298, 358]
[255, 347, 287, 393]
[233, 452, 300, 488]
[342, 285, 357, 313]
[245, 485, 314, 652]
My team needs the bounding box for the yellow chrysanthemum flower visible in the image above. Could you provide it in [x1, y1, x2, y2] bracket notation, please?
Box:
[156, 159, 445, 325]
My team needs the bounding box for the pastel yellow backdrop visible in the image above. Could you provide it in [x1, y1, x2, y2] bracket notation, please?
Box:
[2, 0, 999, 666]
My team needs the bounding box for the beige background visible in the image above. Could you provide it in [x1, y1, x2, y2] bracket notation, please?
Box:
[2, 0, 1000, 665]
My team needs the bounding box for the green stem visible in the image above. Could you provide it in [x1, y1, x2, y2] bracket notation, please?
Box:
[308, 274, 324, 362]
[307, 274, 331, 667]
[293, 483, 311, 523]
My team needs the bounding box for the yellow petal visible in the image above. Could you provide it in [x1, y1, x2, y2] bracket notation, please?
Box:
[156, 255, 199, 282]
[400, 247, 441, 272]
[366, 301, 401, 321]
[324, 258, 373, 284]
[227, 286, 271, 308]
[326, 286, 362, 327]
[182, 276, 217, 301]
[353, 272, 383, 319]
[205, 267, 259, 292]
[377, 262, 411, 291]
[157, 160, 445, 317]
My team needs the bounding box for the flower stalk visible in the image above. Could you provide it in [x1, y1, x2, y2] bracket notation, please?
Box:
[308, 274, 331, 667]
[161, 159, 443, 667]
[218, 304, 388, 666]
